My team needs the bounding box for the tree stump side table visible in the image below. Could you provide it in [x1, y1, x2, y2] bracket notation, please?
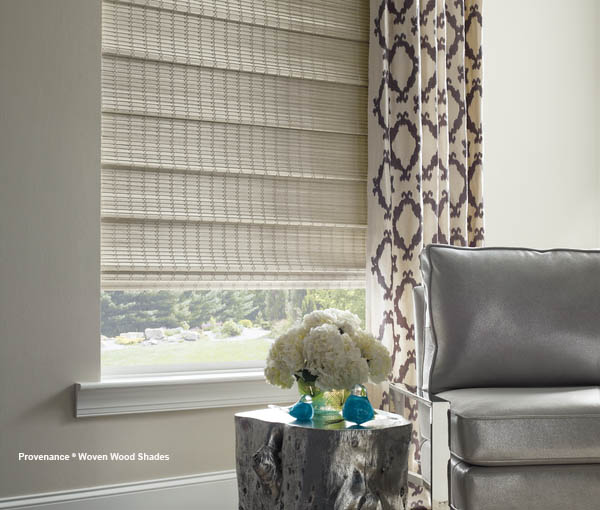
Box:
[235, 408, 412, 510]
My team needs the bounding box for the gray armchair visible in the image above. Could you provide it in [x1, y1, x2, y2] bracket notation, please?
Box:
[392, 245, 600, 510]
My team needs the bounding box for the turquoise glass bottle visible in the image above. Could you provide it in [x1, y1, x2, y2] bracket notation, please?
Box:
[342, 384, 375, 425]
[288, 394, 314, 421]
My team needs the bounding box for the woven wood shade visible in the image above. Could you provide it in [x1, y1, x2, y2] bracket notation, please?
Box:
[101, 0, 368, 289]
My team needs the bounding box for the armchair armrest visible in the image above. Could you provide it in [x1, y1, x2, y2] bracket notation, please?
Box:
[390, 383, 450, 510]
[389, 381, 442, 407]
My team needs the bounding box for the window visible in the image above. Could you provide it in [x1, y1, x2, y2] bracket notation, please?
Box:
[101, 289, 365, 370]
[100, 0, 369, 374]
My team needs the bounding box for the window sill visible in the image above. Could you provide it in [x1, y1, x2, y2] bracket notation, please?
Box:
[75, 369, 297, 417]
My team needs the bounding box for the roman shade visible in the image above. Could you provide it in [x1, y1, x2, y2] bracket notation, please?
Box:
[101, 0, 368, 289]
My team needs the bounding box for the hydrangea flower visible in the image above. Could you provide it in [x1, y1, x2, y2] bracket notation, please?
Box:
[265, 308, 392, 391]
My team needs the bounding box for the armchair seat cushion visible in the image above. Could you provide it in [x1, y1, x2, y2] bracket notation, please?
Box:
[438, 387, 600, 466]
[450, 457, 600, 510]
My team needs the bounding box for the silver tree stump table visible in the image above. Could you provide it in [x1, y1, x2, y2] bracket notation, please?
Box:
[235, 407, 412, 510]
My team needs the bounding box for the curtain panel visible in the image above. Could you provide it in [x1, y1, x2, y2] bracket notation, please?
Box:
[367, 0, 484, 504]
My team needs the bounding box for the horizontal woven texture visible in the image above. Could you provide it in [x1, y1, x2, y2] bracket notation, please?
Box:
[101, 0, 368, 289]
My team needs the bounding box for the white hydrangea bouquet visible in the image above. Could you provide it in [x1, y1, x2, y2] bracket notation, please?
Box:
[264, 309, 392, 397]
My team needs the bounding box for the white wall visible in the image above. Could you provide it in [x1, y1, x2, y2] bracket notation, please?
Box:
[0, 0, 252, 500]
[483, 0, 600, 249]
[0, 0, 599, 502]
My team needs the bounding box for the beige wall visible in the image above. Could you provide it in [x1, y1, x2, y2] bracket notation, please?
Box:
[483, 0, 600, 249]
[1, 0, 599, 500]
[0, 0, 253, 499]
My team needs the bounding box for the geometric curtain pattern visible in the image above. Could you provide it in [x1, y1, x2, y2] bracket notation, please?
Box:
[367, 0, 483, 506]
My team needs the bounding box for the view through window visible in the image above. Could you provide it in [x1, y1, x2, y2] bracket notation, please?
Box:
[101, 289, 365, 369]
[100, 0, 368, 372]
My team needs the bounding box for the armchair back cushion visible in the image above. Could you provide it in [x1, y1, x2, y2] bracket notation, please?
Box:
[420, 245, 600, 393]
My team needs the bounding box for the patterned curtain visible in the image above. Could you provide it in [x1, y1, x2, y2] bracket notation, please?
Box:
[367, 0, 484, 506]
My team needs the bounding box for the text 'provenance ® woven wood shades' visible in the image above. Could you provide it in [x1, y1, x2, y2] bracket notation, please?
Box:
[101, 0, 369, 290]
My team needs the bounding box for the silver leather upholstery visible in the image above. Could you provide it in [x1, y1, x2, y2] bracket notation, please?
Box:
[420, 245, 600, 394]
[413, 285, 426, 395]
[439, 387, 600, 466]
[413, 286, 432, 484]
[413, 246, 600, 510]
[420, 439, 431, 485]
[450, 457, 600, 510]
[418, 401, 430, 441]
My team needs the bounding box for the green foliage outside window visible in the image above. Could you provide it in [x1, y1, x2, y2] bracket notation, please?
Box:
[101, 288, 366, 338]
[220, 320, 243, 337]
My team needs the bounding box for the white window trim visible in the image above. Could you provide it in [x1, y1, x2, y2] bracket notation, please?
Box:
[75, 369, 297, 417]
[101, 360, 265, 378]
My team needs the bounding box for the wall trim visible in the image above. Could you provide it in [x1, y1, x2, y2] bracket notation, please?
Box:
[0, 470, 237, 510]
[75, 370, 297, 417]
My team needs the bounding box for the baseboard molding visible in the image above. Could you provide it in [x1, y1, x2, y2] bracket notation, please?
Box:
[0, 470, 238, 510]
